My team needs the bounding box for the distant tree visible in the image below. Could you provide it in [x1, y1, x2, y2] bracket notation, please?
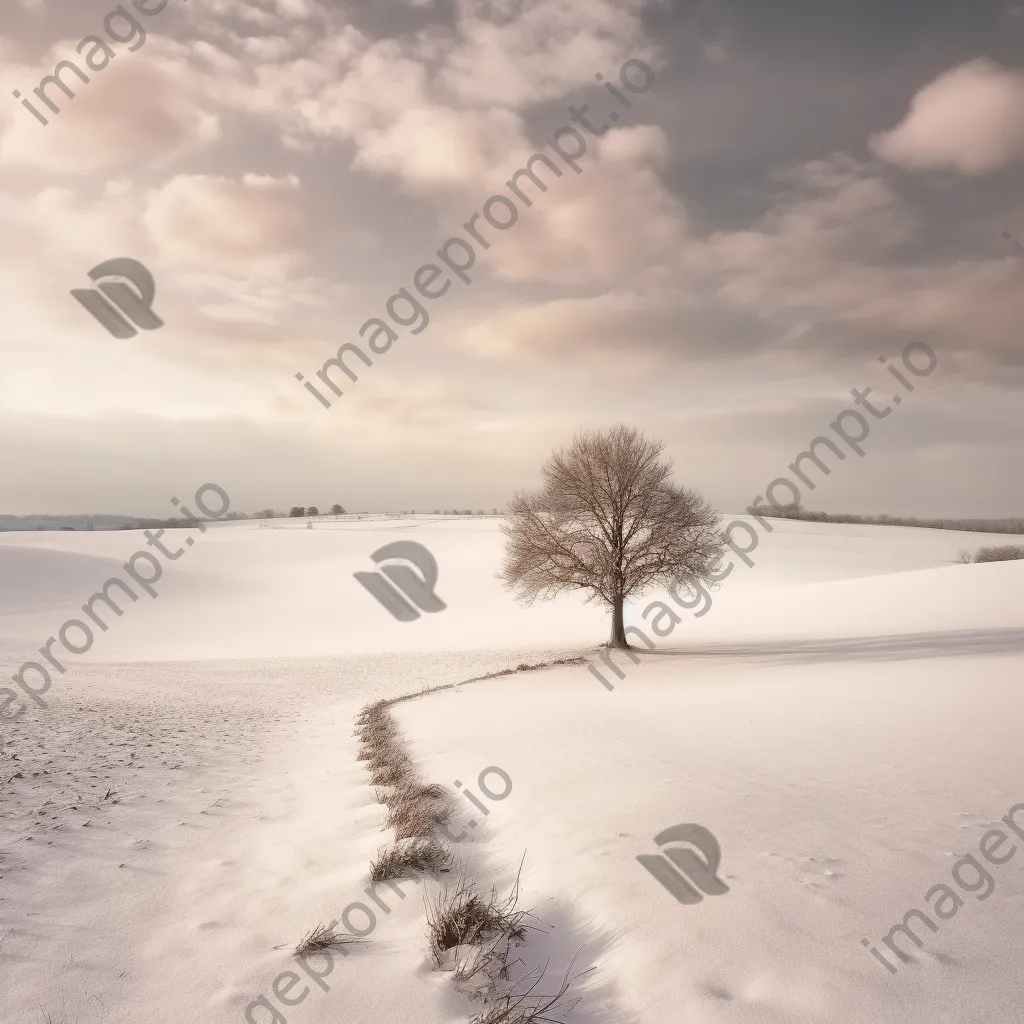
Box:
[290, 506, 305, 517]
[255, 508, 275, 519]
[224, 511, 248, 520]
[330, 504, 345, 515]
[306, 506, 320, 516]
[501, 424, 720, 649]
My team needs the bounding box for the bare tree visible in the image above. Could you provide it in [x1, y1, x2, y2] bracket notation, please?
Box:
[501, 424, 720, 648]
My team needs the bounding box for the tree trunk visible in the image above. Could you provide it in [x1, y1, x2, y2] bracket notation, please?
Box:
[608, 594, 628, 647]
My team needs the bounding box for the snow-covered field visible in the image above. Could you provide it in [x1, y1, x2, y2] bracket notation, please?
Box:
[1, 515, 1022, 1023]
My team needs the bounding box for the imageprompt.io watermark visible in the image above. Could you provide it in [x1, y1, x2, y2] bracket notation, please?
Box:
[242, 765, 512, 1023]
[294, 56, 657, 412]
[0, 482, 230, 752]
[637, 824, 730, 905]
[71, 257, 163, 338]
[354, 541, 446, 622]
[862, 799, 1024, 975]
[586, 339, 940, 692]
[13, 0, 187, 128]
[438, 765, 513, 842]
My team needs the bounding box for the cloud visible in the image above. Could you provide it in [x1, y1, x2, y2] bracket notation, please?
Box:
[438, 0, 654, 107]
[871, 58, 1024, 175]
[197, 0, 324, 28]
[684, 155, 1024, 385]
[0, 39, 220, 174]
[448, 151, 1024, 384]
[681, 154, 1024, 381]
[692, 155, 917, 295]
[142, 174, 308, 273]
[451, 287, 773, 373]
[476, 124, 688, 287]
[0, 176, 336, 416]
[207, 17, 683, 284]
[353, 103, 526, 192]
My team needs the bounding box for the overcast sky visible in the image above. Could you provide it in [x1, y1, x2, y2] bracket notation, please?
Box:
[1, 0, 1022, 517]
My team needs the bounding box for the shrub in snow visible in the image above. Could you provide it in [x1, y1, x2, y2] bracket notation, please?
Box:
[973, 545, 1024, 562]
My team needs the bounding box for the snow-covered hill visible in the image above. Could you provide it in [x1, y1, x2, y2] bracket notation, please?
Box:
[0, 515, 1020, 1024]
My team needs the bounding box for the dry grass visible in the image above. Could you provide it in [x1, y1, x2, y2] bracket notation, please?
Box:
[356, 716, 399, 745]
[356, 702, 417, 789]
[426, 858, 583, 1024]
[370, 838, 451, 880]
[385, 782, 454, 840]
[367, 752, 416, 789]
[354, 699, 390, 729]
[426, 860, 528, 967]
[356, 697, 457, 884]
[36, 991, 73, 1024]
[355, 700, 452, 841]
[293, 923, 358, 957]
[386, 655, 587, 709]
[352, 674, 588, 1023]
[352, 689, 579, 1023]
[468, 954, 584, 1024]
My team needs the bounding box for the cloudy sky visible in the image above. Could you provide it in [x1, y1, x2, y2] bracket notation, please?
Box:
[1, 0, 1022, 517]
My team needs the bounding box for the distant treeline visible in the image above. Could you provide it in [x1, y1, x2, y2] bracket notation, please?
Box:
[0, 508, 505, 531]
[0, 510, 261, 532]
[0, 514, 127, 532]
[751, 504, 1024, 535]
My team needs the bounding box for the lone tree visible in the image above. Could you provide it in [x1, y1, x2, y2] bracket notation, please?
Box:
[501, 424, 720, 648]
[290, 506, 305, 517]
[306, 506, 320, 517]
[330, 504, 345, 515]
